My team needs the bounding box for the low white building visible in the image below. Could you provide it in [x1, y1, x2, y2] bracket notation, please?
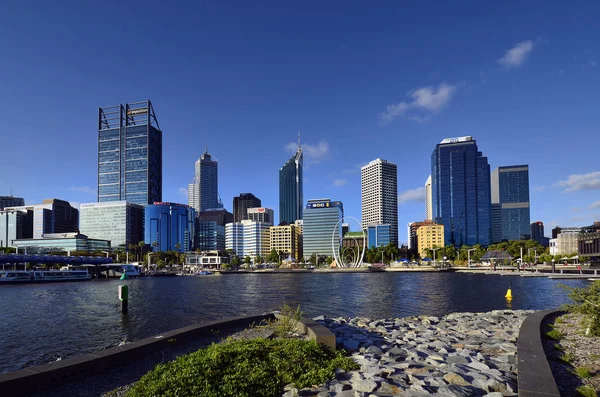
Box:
[225, 220, 270, 262]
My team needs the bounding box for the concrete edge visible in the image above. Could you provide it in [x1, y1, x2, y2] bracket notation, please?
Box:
[0, 313, 275, 397]
[274, 313, 337, 351]
[517, 309, 564, 397]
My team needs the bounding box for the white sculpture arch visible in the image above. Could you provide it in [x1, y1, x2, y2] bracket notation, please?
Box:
[331, 217, 366, 268]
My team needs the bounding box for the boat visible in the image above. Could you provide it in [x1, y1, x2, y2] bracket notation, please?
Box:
[0, 270, 92, 284]
[195, 270, 213, 276]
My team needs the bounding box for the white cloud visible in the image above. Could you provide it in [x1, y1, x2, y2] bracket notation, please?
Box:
[178, 187, 188, 197]
[398, 187, 426, 204]
[557, 171, 600, 192]
[590, 200, 600, 209]
[332, 179, 347, 187]
[498, 40, 534, 68]
[380, 82, 456, 123]
[534, 185, 546, 192]
[285, 141, 330, 165]
[68, 186, 95, 195]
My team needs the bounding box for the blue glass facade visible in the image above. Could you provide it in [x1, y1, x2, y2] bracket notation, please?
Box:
[196, 221, 225, 251]
[145, 203, 195, 252]
[432, 137, 491, 247]
[367, 225, 391, 248]
[98, 101, 162, 205]
[279, 149, 303, 225]
[492, 165, 530, 241]
[303, 200, 343, 258]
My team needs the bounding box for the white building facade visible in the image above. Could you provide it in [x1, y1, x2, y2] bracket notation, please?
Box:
[225, 220, 270, 263]
[79, 201, 144, 249]
[361, 159, 398, 246]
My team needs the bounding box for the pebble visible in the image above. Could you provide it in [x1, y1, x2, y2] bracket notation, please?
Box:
[308, 309, 533, 397]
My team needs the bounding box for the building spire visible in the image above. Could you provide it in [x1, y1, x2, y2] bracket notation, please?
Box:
[205, 145, 208, 154]
[297, 132, 301, 152]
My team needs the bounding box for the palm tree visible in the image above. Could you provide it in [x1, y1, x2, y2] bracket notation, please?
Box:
[175, 242, 181, 252]
[138, 241, 145, 261]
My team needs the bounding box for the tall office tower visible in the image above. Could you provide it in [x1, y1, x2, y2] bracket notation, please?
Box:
[530, 221, 550, 247]
[79, 201, 144, 250]
[225, 220, 270, 262]
[9, 199, 79, 239]
[188, 149, 220, 213]
[361, 158, 398, 246]
[0, 195, 25, 210]
[491, 204, 502, 243]
[0, 208, 33, 247]
[303, 199, 343, 259]
[431, 136, 491, 247]
[233, 193, 261, 223]
[279, 135, 303, 225]
[491, 165, 531, 241]
[145, 202, 195, 252]
[98, 100, 162, 205]
[425, 176, 432, 221]
[196, 208, 234, 252]
[247, 207, 274, 226]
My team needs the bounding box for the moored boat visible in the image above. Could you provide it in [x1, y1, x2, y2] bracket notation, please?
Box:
[0, 270, 92, 284]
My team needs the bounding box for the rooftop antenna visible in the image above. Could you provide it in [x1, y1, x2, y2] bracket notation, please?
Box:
[298, 132, 301, 151]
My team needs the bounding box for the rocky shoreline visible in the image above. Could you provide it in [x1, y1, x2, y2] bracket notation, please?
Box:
[284, 310, 533, 396]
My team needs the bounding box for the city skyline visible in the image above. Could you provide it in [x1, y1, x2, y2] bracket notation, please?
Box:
[2, 2, 599, 242]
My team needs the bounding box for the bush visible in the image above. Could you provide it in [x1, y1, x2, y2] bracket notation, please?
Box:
[576, 386, 597, 397]
[560, 282, 600, 336]
[546, 329, 564, 341]
[124, 338, 358, 397]
[272, 304, 303, 337]
[575, 366, 593, 379]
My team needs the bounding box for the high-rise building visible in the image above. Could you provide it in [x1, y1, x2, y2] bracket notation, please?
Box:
[9, 199, 79, 239]
[361, 158, 398, 246]
[225, 220, 270, 262]
[233, 193, 261, 223]
[269, 224, 302, 261]
[431, 136, 491, 247]
[79, 201, 144, 250]
[303, 199, 343, 259]
[0, 195, 25, 210]
[279, 137, 303, 225]
[196, 208, 233, 252]
[425, 176, 432, 221]
[247, 207, 274, 225]
[416, 223, 445, 258]
[188, 149, 221, 213]
[530, 221, 549, 246]
[98, 101, 162, 205]
[491, 204, 502, 243]
[367, 224, 391, 248]
[145, 202, 196, 252]
[491, 165, 530, 242]
[0, 208, 33, 248]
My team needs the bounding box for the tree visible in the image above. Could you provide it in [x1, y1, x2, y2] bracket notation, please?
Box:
[231, 256, 241, 267]
[255, 255, 263, 264]
[267, 249, 279, 264]
[175, 242, 181, 252]
[326, 256, 333, 265]
[244, 256, 252, 265]
[444, 245, 457, 261]
[138, 241, 146, 261]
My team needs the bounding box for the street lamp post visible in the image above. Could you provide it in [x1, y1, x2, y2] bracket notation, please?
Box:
[551, 259, 555, 274]
[147, 252, 153, 274]
[468, 248, 476, 268]
[431, 248, 440, 265]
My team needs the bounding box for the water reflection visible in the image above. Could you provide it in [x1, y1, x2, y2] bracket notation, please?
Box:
[0, 272, 588, 373]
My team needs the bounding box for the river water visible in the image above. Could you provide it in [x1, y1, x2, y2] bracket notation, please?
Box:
[0, 272, 587, 373]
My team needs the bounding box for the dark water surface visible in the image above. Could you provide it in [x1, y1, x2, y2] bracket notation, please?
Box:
[0, 272, 587, 373]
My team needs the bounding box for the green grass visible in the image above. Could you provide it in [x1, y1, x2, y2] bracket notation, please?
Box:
[546, 329, 565, 341]
[123, 338, 358, 397]
[553, 343, 564, 351]
[558, 352, 574, 364]
[576, 386, 598, 397]
[575, 366, 593, 379]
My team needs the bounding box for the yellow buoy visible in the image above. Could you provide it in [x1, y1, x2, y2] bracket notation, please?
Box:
[505, 282, 513, 300]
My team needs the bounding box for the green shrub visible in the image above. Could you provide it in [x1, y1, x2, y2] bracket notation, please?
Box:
[560, 282, 600, 336]
[575, 366, 593, 379]
[546, 329, 564, 340]
[576, 385, 598, 397]
[124, 338, 358, 397]
[558, 352, 574, 363]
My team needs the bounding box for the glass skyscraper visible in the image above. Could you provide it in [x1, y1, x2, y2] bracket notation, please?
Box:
[491, 165, 530, 241]
[188, 149, 221, 213]
[233, 193, 261, 223]
[98, 100, 162, 205]
[431, 136, 491, 247]
[145, 202, 195, 252]
[303, 199, 343, 259]
[367, 224, 391, 248]
[79, 201, 144, 250]
[196, 208, 233, 252]
[279, 141, 303, 225]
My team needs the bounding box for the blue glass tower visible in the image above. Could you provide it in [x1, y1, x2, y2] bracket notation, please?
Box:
[491, 165, 530, 241]
[431, 136, 491, 247]
[188, 149, 221, 213]
[145, 202, 195, 252]
[279, 139, 303, 225]
[98, 101, 162, 205]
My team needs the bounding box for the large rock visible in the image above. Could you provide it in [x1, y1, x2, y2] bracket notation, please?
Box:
[436, 385, 483, 397]
[366, 345, 384, 355]
[447, 355, 470, 365]
[351, 378, 378, 393]
[443, 373, 471, 387]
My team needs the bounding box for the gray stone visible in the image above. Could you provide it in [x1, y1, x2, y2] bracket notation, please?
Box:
[343, 339, 360, 351]
[443, 373, 471, 386]
[467, 360, 490, 371]
[447, 355, 469, 365]
[298, 388, 319, 396]
[483, 393, 504, 397]
[333, 383, 351, 393]
[283, 387, 299, 397]
[352, 378, 378, 393]
[313, 315, 326, 322]
[366, 345, 384, 355]
[436, 385, 483, 397]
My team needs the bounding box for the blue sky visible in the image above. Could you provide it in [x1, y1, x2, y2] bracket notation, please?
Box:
[1, 1, 599, 242]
